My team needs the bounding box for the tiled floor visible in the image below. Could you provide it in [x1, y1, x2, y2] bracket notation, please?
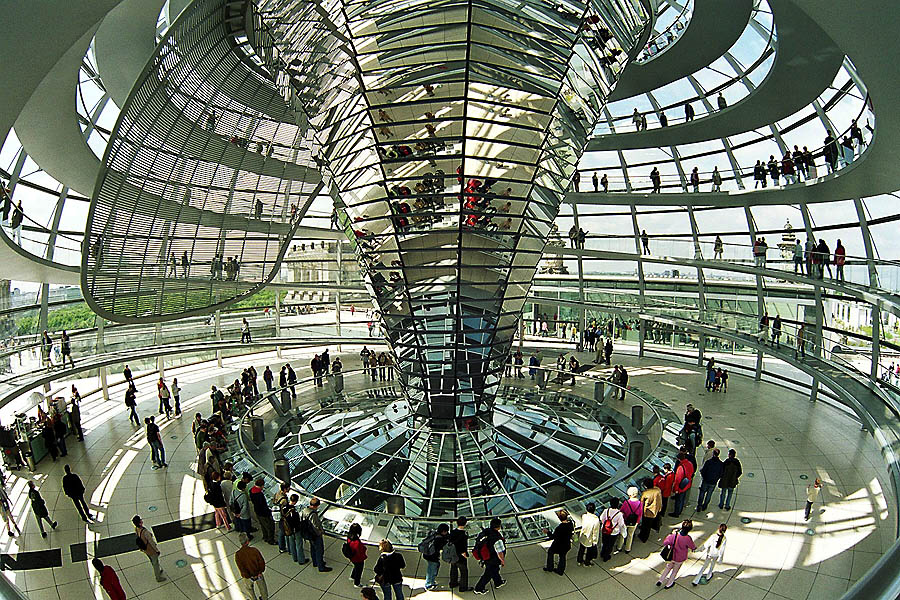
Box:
[1, 346, 893, 599]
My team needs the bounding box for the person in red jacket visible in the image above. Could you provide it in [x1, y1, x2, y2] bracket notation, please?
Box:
[346, 522, 368, 587]
[653, 463, 675, 519]
[834, 239, 846, 282]
[93, 559, 126, 600]
[669, 453, 695, 517]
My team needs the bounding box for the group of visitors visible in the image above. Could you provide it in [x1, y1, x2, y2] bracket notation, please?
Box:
[704, 359, 728, 392]
[567, 224, 588, 249]
[360, 346, 394, 382]
[792, 238, 846, 281]
[37, 329, 76, 370]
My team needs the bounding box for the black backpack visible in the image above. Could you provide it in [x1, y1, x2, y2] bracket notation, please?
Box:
[135, 528, 148, 551]
[342, 541, 355, 559]
[298, 512, 317, 540]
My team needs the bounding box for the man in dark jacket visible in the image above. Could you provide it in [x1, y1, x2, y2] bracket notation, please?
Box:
[249, 479, 276, 544]
[543, 509, 575, 575]
[448, 516, 470, 591]
[263, 366, 274, 391]
[696, 449, 724, 511]
[422, 523, 450, 590]
[62, 465, 92, 521]
[718, 449, 743, 510]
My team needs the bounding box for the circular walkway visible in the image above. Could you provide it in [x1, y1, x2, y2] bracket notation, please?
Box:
[1, 346, 892, 600]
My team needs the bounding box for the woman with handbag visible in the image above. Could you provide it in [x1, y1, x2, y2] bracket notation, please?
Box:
[657, 520, 696, 589]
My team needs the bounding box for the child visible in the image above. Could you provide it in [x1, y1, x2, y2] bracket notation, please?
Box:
[692, 524, 727, 586]
[805, 479, 822, 521]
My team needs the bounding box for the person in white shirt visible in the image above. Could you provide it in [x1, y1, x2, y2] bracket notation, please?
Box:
[692, 524, 726, 586]
[576, 503, 600, 566]
[598, 498, 626, 561]
[805, 478, 822, 521]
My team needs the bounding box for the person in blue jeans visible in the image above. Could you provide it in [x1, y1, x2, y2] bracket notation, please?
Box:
[696, 449, 723, 511]
[718, 449, 743, 510]
[374, 539, 406, 600]
[283, 495, 308, 564]
[421, 523, 450, 590]
[301, 497, 332, 572]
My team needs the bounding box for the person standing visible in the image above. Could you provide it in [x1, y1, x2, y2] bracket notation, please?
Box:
[472, 518, 506, 595]
[92, 559, 126, 600]
[542, 509, 574, 575]
[649, 469, 670, 522]
[235, 532, 269, 600]
[793, 239, 804, 274]
[772, 315, 782, 348]
[10, 201, 23, 244]
[374, 539, 406, 600]
[600, 173, 608, 192]
[286, 364, 297, 399]
[53, 413, 69, 457]
[669, 452, 694, 517]
[620, 487, 643, 552]
[598, 499, 625, 561]
[233, 480, 253, 538]
[123, 364, 133, 384]
[302, 497, 332, 572]
[241, 318, 252, 343]
[249, 478, 276, 545]
[592, 171, 599, 192]
[420, 523, 449, 590]
[692, 524, 727, 586]
[264, 366, 274, 391]
[62, 465, 92, 522]
[718, 449, 743, 510]
[576, 503, 600, 565]
[207, 472, 231, 531]
[684, 103, 694, 122]
[124, 382, 139, 426]
[657, 520, 696, 589]
[711, 167, 722, 192]
[145, 416, 167, 468]
[69, 387, 84, 441]
[27, 481, 57, 538]
[834, 239, 846, 282]
[133, 515, 166, 582]
[345, 522, 368, 587]
[641, 230, 650, 255]
[805, 478, 822, 521]
[282, 494, 308, 564]
[157, 377, 172, 418]
[696, 449, 723, 511]
[60, 330, 75, 368]
[637, 478, 663, 542]
[170, 378, 181, 417]
[448, 516, 470, 591]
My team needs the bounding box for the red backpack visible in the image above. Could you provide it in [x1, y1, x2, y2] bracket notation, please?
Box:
[601, 510, 618, 535]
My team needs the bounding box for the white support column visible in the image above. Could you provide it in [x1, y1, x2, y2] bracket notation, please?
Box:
[275, 292, 283, 358]
[155, 323, 165, 377]
[871, 302, 881, 381]
[97, 317, 109, 401]
[335, 241, 343, 352]
[215, 310, 223, 367]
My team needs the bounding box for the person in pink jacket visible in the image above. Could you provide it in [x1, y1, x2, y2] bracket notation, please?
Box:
[657, 520, 697, 589]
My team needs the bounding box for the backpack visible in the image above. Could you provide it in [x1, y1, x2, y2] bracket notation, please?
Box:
[622, 502, 638, 526]
[418, 531, 438, 556]
[298, 512, 317, 540]
[602, 510, 618, 535]
[472, 535, 492, 562]
[342, 541, 355, 559]
[231, 496, 242, 515]
[441, 539, 458, 564]
[135, 528, 148, 551]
